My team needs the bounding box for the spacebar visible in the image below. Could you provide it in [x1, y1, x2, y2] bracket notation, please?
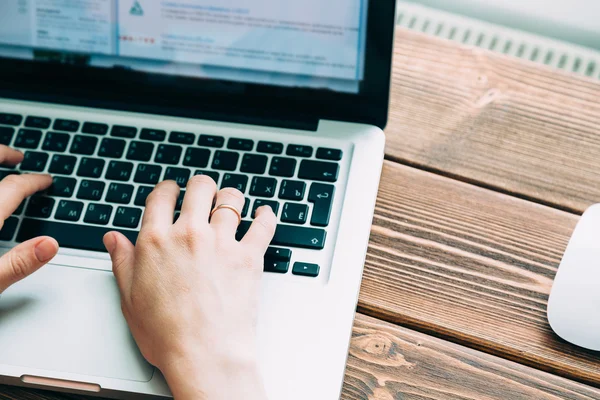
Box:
[16, 219, 139, 253]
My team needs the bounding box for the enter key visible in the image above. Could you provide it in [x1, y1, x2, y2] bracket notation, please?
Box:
[308, 183, 335, 227]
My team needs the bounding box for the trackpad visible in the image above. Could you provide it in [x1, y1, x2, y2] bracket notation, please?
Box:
[0, 264, 153, 382]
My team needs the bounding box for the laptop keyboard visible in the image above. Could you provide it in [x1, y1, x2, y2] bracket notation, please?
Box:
[0, 112, 345, 278]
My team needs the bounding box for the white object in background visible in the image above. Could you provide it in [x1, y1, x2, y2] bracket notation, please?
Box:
[402, 0, 600, 51]
[548, 204, 600, 351]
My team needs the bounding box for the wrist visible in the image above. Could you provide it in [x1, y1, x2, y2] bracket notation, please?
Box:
[159, 349, 267, 400]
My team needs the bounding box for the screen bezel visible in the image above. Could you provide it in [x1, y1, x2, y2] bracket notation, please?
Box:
[0, 0, 396, 131]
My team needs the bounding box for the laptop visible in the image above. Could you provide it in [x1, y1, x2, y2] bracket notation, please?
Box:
[0, 1, 395, 399]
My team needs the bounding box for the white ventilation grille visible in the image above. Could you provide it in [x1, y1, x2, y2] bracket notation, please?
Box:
[396, 2, 600, 80]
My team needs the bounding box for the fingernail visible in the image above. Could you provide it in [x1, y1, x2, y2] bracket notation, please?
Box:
[103, 233, 116, 253]
[34, 238, 58, 262]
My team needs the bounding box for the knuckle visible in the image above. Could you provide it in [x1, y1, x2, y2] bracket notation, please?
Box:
[140, 228, 165, 247]
[8, 251, 30, 280]
[1, 174, 21, 191]
[219, 187, 245, 203]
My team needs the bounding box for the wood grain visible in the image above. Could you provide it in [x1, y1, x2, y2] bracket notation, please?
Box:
[359, 160, 600, 387]
[385, 28, 600, 213]
[3, 315, 600, 400]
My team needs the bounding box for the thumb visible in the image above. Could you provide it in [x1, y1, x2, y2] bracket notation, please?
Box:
[103, 232, 135, 297]
[0, 237, 59, 293]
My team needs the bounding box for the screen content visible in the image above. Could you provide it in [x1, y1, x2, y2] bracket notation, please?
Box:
[0, 0, 368, 93]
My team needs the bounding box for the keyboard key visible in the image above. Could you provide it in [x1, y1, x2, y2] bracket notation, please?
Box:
[134, 164, 162, 184]
[252, 200, 280, 217]
[53, 119, 79, 132]
[183, 148, 210, 168]
[111, 125, 137, 138]
[287, 144, 313, 158]
[221, 173, 248, 193]
[42, 132, 70, 152]
[269, 157, 296, 177]
[173, 212, 181, 223]
[140, 128, 166, 142]
[70, 135, 98, 155]
[164, 167, 191, 188]
[55, 200, 84, 222]
[114, 207, 142, 229]
[242, 198, 250, 218]
[126, 141, 154, 162]
[135, 186, 154, 206]
[84, 203, 113, 225]
[99, 138, 126, 158]
[317, 147, 343, 161]
[0, 216, 18, 241]
[212, 151, 239, 171]
[257, 141, 283, 155]
[265, 247, 292, 261]
[106, 161, 134, 181]
[24, 116, 51, 129]
[198, 134, 224, 148]
[25, 196, 55, 219]
[298, 160, 339, 182]
[17, 219, 138, 253]
[250, 177, 277, 198]
[13, 201, 25, 216]
[281, 203, 308, 225]
[155, 144, 182, 165]
[292, 262, 320, 277]
[77, 157, 105, 178]
[278, 180, 305, 201]
[48, 155, 77, 175]
[228, 138, 254, 151]
[264, 261, 289, 274]
[237, 222, 326, 250]
[106, 183, 134, 204]
[240, 154, 268, 175]
[19, 151, 48, 172]
[0, 113, 23, 126]
[14, 129, 42, 149]
[77, 180, 105, 201]
[308, 183, 335, 227]
[82, 122, 109, 135]
[169, 131, 195, 145]
[48, 177, 77, 198]
[194, 170, 220, 184]
[0, 126, 14, 145]
[0, 170, 18, 180]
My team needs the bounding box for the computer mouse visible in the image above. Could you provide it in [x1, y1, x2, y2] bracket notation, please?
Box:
[548, 204, 600, 351]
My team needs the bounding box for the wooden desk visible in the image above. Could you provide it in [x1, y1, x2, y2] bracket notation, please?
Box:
[3, 29, 600, 400]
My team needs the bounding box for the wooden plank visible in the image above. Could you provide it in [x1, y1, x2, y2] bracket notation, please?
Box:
[386, 28, 600, 213]
[3, 315, 600, 400]
[359, 161, 600, 387]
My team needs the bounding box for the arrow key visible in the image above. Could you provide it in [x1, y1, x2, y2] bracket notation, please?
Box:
[292, 262, 320, 278]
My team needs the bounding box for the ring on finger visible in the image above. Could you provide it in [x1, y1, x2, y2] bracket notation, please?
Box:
[210, 204, 242, 225]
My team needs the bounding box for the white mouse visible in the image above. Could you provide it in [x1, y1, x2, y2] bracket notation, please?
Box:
[548, 204, 600, 351]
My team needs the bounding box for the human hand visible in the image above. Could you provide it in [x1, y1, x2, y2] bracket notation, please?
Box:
[103, 176, 276, 400]
[0, 145, 59, 294]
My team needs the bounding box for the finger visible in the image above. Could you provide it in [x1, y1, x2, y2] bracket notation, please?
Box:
[0, 173, 53, 221]
[0, 145, 24, 166]
[0, 237, 59, 293]
[240, 206, 276, 254]
[141, 180, 180, 228]
[210, 188, 245, 237]
[104, 232, 136, 299]
[179, 174, 217, 224]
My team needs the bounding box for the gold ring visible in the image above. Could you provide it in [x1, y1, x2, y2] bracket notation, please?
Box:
[210, 204, 242, 225]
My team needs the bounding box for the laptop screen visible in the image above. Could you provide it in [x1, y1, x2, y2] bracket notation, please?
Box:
[0, 1, 368, 94]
